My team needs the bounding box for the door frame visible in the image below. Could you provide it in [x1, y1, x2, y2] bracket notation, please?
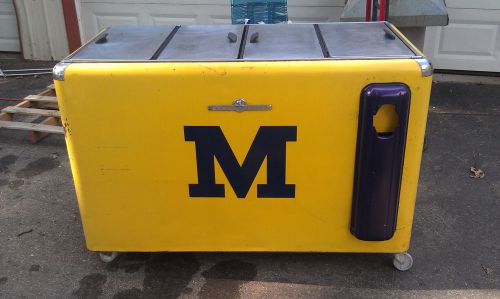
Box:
[61, 0, 82, 52]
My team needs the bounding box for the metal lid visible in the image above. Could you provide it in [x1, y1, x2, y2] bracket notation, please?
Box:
[318, 22, 415, 58]
[70, 24, 176, 61]
[243, 24, 324, 60]
[157, 25, 244, 60]
[66, 22, 420, 62]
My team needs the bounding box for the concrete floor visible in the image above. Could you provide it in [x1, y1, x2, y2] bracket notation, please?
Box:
[0, 54, 499, 298]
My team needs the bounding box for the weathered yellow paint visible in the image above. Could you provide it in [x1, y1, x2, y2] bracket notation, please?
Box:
[55, 59, 431, 253]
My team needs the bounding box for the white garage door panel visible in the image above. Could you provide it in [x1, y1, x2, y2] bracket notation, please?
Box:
[82, 0, 229, 3]
[424, 1, 500, 72]
[95, 14, 139, 27]
[440, 23, 497, 56]
[81, 3, 231, 41]
[80, 1, 345, 42]
[14, 0, 69, 60]
[81, 0, 344, 5]
[288, 6, 343, 23]
[445, 0, 499, 9]
[0, 0, 20, 52]
[288, 0, 345, 6]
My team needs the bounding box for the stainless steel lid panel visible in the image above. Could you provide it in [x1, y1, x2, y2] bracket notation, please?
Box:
[318, 23, 415, 57]
[158, 25, 244, 60]
[67, 23, 418, 62]
[243, 24, 324, 60]
[70, 25, 176, 61]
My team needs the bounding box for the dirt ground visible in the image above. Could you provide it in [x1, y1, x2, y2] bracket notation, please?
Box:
[0, 53, 499, 298]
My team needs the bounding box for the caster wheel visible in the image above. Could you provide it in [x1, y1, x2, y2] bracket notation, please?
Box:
[98, 252, 119, 263]
[393, 252, 413, 271]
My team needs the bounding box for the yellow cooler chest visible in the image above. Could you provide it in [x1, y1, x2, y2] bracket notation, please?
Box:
[54, 22, 432, 269]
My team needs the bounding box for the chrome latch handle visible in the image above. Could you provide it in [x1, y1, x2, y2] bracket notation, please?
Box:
[208, 99, 272, 112]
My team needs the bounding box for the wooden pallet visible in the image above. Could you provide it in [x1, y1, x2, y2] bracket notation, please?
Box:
[0, 84, 64, 143]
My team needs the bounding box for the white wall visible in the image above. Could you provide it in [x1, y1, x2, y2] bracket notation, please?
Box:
[78, 0, 346, 42]
[424, 0, 500, 72]
[14, 0, 69, 60]
[0, 0, 20, 52]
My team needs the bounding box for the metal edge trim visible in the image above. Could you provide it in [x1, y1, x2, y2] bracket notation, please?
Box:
[150, 25, 181, 60]
[52, 62, 71, 81]
[415, 58, 433, 77]
[237, 25, 250, 59]
[62, 55, 424, 63]
[53, 27, 110, 80]
[383, 22, 424, 57]
[313, 24, 330, 58]
[64, 28, 109, 61]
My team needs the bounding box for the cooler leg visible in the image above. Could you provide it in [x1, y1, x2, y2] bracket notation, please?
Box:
[393, 252, 413, 271]
[98, 252, 119, 263]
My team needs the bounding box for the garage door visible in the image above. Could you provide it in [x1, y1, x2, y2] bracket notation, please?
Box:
[0, 0, 20, 52]
[424, 0, 500, 72]
[79, 0, 345, 42]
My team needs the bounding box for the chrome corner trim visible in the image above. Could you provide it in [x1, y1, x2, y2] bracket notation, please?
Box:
[52, 62, 71, 81]
[208, 99, 272, 112]
[416, 59, 433, 77]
